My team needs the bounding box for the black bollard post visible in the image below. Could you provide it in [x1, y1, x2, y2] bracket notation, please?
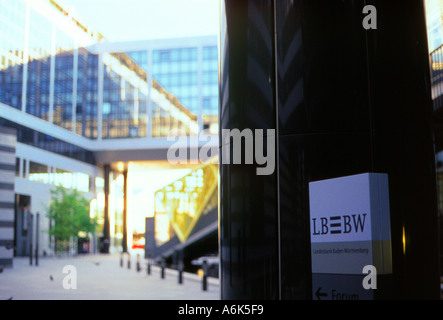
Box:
[127, 253, 131, 269]
[147, 262, 151, 275]
[136, 254, 141, 272]
[202, 260, 208, 291]
[178, 261, 184, 284]
[35, 213, 39, 266]
[160, 258, 165, 279]
[29, 213, 33, 266]
[120, 252, 123, 267]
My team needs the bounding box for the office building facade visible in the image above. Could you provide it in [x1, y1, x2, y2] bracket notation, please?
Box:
[0, 0, 210, 265]
[90, 36, 219, 134]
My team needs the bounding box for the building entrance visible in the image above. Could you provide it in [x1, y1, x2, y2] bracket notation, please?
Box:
[14, 195, 32, 257]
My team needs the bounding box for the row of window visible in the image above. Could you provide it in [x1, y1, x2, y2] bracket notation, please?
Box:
[151, 61, 200, 74]
[150, 46, 218, 63]
[153, 70, 218, 87]
[203, 46, 218, 60]
[0, 117, 96, 164]
[0, 0, 26, 64]
[151, 58, 217, 74]
[153, 48, 198, 63]
[16, 158, 92, 193]
[155, 74, 199, 89]
[0, 0, 219, 140]
[127, 51, 148, 66]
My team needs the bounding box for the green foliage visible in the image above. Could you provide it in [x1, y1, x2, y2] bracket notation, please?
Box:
[47, 186, 97, 252]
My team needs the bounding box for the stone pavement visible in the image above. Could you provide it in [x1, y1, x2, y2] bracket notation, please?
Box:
[0, 253, 220, 300]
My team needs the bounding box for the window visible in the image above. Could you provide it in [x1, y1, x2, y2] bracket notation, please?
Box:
[203, 97, 211, 108]
[203, 46, 218, 60]
[159, 50, 170, 62]
[53, 168, 73, 189]
[15, 157, 20, 177]
[28, 161, 49, 183]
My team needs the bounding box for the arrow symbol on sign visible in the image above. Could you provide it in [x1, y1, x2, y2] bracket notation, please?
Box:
[315, 287, 327, 300]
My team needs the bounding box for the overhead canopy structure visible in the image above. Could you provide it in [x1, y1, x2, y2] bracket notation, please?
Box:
[146, 157, 218, 267]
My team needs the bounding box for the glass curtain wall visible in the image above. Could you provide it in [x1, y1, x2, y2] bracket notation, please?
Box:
[150, 45, 219, 133]
[53, 27, 75, 130]
[26, 7, 52, 121]
[76, 49, 99, 139]
[150, 79, 198, 137]
[152, 48, 199, 116]
[0, 0, 27, 111]
[102, 53, 148, 139]
[0, 0, 199, 141]
[201, 45, 218, 131]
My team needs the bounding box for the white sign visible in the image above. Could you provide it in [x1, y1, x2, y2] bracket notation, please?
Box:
[309, 173, 392, 275]
[309, 173, 390, 243]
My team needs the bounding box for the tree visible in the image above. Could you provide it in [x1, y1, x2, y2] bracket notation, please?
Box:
[47, 186, 97, 253]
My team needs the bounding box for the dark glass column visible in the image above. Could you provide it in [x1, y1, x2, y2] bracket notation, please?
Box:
[363, 0, 440, 299]
[220, 0, 440, 299]
[219, 0, 279, 299]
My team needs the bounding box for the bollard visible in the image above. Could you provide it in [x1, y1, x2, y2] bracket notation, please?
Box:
[202, 274, 207, 291]
[136, 254, 141, 272]
[35, 213, 39, 266]
[147, 262, 151, 275]
[120, 252, 123, 267]
[160, 258, 165, 279]
[127, 253, 131, 269]
[29, 214, 33, 266]
[178, 261, 184, 284]
[202, 260, 208, 291]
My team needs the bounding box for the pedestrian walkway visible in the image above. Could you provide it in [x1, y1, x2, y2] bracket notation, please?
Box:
[0, 254, 220, 300]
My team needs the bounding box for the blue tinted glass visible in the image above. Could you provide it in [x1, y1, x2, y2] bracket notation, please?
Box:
[203, 46, 218, 60]
[171, 49, 179, 61]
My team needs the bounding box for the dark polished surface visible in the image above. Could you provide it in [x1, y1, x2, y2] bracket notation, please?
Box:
[278, 133, 373, 299]
[275, 0, 371, 136]
[363, 0, 439, 299]
[219, 0, 279, 299]
[220, 0, 440, 299]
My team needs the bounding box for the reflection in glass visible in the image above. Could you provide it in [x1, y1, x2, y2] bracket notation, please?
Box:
[51, 168, 90, 192]
[150, 80, 199, 138]
[26, 7, 52, 120]
[28, 161, 49, 183]
[152, 45, 219, 132]
[53, 27, 75, 130]
[76, 49, 99, 138]
[154, 158, 218, 244]
[1, 0, 206, 141]
[0, 0, 26, 110]
[102, 53, 147, 139]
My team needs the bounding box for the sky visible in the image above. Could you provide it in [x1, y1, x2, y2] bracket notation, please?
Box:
[59, 0, 220, 42]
